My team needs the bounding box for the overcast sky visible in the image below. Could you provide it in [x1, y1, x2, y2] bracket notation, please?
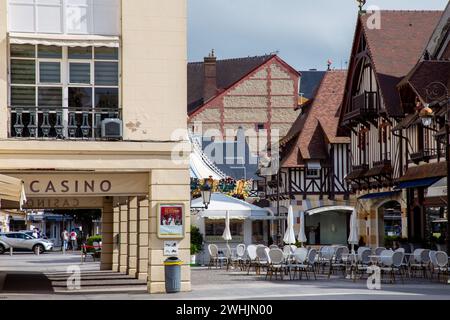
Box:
[188, 0, 448, 70]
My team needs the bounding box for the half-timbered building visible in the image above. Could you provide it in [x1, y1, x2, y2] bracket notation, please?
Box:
[339, 10, 442, 247]
[395, 3, 450, 249]
[265, 70, 354, 245]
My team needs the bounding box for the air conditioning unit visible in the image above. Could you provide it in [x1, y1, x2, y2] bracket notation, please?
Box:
[101, 118, 123, 140]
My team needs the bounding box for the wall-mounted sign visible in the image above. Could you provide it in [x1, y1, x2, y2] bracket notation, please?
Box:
[8, 173, 149, 197]
[164, 241, 179, 256]
[157, 203, 185, 239]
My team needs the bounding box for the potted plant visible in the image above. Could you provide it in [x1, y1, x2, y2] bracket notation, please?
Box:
[190, 225, 203, 265]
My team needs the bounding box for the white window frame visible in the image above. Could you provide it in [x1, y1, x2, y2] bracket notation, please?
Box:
[8, 43, 120, 139]
[8, 0, 120, 36]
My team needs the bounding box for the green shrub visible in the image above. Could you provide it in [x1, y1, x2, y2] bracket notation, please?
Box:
[86, 235, 102, 253]
[190, 226, 203, 255]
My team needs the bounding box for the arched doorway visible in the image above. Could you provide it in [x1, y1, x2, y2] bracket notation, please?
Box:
[377, 201, 402, 246]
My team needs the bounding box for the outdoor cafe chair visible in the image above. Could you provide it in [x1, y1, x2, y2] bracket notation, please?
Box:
[246, 245, 258, 275]
[256, 245, 270, 274]
[266, 249, 285, 281]
[208, 244, 227, 269]
[319, 246, 335, 274]
[375, 247, 386, 255]
[411, 249, 430, 278]
[434, 251, 449, 283]
[269, 244, 279, 249]
[234, 244, 246, 270]
[380, 250, 404, 284]
[225, 244, 241, 271]
[287, 248, 308, 280]
[355, 248, 372, 279]
[295, 248, 317, 280]
[328, 246, 348, 279]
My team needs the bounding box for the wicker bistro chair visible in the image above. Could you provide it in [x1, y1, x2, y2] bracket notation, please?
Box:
[288, 248, 308, 280]
[411, 249, 430, 278]
[295, 249, 318, 280]
[266, 249, 285, 281]
[379, 250, 404, 284]
[255, 245, 270, 275]
[246, 245, 258, 274]
[355, 248, 372, 279]
[225, 244, 241, 271]
[433, 251, 449, 283]
[319, 246, 335, 274]
[328, 246, 349, 279]
[208, 244, 228, 269]
[375, 247, 386, 256]
[232, 244, 246, 270]
[269, 245, 279, 249]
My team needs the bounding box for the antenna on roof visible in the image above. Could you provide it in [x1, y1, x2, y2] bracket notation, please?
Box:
[356, 0, 366, 13]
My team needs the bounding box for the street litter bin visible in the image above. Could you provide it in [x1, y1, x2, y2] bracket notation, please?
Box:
[164, 257, 183, 293]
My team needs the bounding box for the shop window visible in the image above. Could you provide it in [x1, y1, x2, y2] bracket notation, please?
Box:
[205, 219, 243, 237]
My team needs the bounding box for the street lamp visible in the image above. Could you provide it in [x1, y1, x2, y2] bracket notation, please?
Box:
[191, 178, 212, 211]
[419, 81, 450, 256]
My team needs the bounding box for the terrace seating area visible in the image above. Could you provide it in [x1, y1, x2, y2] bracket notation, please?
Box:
[206, 244, 450, 284]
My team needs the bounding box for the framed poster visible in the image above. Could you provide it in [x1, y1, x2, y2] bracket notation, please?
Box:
[157, 203, 185, 239]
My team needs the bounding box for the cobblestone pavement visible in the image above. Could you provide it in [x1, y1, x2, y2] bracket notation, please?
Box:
[1, 253, 450, 300]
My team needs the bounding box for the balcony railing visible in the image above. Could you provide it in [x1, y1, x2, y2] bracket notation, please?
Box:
[9, 106, 122, 140]
[410, 148, 437, 164]
[343, 91, 379, 122]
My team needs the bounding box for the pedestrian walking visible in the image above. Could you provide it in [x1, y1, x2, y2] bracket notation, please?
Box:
[32, 228, 38, 239]
[70, 229, 78, 251]
[61, 229, 69, 251]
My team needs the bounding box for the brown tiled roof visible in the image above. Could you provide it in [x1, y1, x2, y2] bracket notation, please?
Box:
[359, 11, 443, 117]
[281, 70, 348, 166]
[398, 162, 447, 182]
[364, 164, 392, 178]
[346, 168, 368, 180]
[401, 61, 450, 104]
[187, 55, 275, 114]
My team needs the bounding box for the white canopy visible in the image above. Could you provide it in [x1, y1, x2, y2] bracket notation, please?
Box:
[427, 177, 447, 198]
[9, 32, 120, 48]
[193, 193, 272, 220]
[189, 135, 227, 180]
[306, 205, 354, 216]
[0, 174, 27, 208]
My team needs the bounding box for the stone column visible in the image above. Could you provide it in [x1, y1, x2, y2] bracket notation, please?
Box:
[112, 198, 121, 272]
[127, 197, 138, 277]
[100, 197, 113, 270]
[137, 198, 150, 281]
[147, 169, 191, 293]
[119, 199, 129, 274]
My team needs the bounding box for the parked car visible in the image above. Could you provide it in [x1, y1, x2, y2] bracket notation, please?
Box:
[0, 237, 11, 254]
[0, 232, 53, 254]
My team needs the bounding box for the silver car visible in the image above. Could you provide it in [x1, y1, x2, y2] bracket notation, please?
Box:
[0, 232, 53, 254]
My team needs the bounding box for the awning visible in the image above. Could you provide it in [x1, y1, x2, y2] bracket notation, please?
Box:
[306, 205, 354, 216]
[9, 32, 120, 48]
[426, 177, 447, 198]
[0, 174, 27, 207]
[358, 191, 400, 200]
[193, 193, 273, 220]
[395, 177, 441, 190]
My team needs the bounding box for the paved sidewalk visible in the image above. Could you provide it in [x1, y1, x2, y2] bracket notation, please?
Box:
[1, 253, 450, 300]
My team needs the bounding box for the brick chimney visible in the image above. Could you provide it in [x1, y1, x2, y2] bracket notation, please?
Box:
[203, 49, 217, 102]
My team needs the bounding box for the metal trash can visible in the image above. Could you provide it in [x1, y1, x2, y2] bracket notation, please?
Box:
[164, 257, 183, 293]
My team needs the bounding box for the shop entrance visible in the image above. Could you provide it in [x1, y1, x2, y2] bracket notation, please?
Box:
[377, 201, 402, 247]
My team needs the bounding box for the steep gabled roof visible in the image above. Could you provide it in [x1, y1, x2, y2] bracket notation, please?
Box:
[281, 70, 348, 167]
[299, 70, 326, 100]
[188, 55, 275, 114]
[341, 11, 443, 119]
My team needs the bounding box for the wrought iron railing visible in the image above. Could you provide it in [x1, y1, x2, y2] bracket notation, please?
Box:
[9, 106, 122, 140]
